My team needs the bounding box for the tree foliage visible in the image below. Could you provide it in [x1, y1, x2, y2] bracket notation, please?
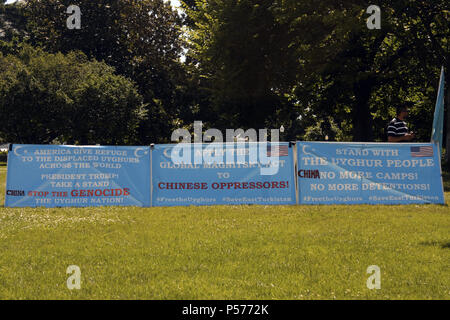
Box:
[0, 1, 27, 42]
[291, 0, 449, 142]
[0, 0, 448, 145]
[0, 45, 145, 144]
[24, 0, 187, 143]
[184, 0, 449, 142]
[182, 0, 302, 134]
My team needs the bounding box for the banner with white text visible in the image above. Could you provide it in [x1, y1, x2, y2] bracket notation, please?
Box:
[297, 142, 444, 204]
[151, 143, 296, 206]
[5, 144, 151, 207]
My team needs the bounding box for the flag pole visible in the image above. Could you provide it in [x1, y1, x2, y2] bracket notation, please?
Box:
[431, 66, 445, 155]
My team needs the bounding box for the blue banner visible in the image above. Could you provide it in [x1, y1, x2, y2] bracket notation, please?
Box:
[151, 143, 296, 206]
[297, 142, 444, 204]
[5, 144, 151, 207]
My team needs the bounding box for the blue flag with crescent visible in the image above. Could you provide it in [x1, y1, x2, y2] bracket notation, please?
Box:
[431, 67, 445, 153]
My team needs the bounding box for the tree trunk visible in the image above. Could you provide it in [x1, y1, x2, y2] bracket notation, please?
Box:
[352, 78, 374, 142]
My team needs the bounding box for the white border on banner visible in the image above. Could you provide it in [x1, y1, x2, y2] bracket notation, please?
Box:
[4, 144, 12, 207]
[4, 141, 445, 207]
[4, 144, 153, 208]
[296, 141, 445, 205]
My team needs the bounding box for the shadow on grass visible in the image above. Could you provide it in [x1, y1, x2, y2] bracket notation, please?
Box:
[419, 240, 450, 249]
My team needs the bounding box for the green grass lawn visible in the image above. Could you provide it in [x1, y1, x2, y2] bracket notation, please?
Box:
[0, 165, 449, 300]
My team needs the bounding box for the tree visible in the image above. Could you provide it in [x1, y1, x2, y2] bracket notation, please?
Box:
[0, 1, 28, 43]
[184, 0, 448, 143]
[0, 45, 145, 144]
[24, 0, 188, 143]
[286, 0, 449, 142]
[182, 0, 301, 134]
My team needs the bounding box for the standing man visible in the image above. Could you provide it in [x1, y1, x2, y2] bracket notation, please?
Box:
[387, 103, 415, 142]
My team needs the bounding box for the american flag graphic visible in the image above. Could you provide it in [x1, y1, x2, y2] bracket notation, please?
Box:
[410, 146, 434, 157]
[267, 145, 289, 157]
